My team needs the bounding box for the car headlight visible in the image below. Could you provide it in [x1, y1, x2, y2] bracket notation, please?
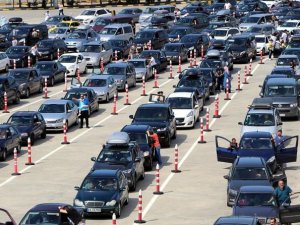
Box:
[290, 103, 297, 107]
[229, 189, 238, 196]
[106, 200, 117, 206]
[74, 199, 84, 207]
[267, 156, 275, 164]
[21, 133, 28, 137]
[157, 127, 167, 132]
[144, 151, 150, 157]
[187, 111, 193, 117]
[56, 118, 64, 123]
[123, 169, 132, 174]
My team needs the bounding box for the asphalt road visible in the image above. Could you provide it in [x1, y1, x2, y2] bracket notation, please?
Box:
[0, 8, 300, 225]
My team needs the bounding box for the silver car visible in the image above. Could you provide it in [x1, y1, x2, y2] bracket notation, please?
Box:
[79, 41, 113, 67]
[128, 59, 152, 81]
[64, 29, 99, 51]
[48, 27, 72, 40]
[38, 99, 78, 131]
[71, 75, 118, 102]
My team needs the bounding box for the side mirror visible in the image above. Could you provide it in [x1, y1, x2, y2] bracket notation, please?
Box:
[223, 175, 229, 180]
[129, 115, 134, 119]
[91, 157, 96, 161]
[238, 122, 243, 125]
[259, 92, 263, 97]
[74, 186, 80, 190]
[77, 60, 82, 63]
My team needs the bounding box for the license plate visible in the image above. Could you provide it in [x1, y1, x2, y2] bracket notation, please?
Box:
[87, 208, 101, 212]
[280, 114, 285, 117]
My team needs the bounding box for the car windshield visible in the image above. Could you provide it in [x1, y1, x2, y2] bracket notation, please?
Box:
[64, 92, 87, 99]
[81, 177, 118, 191]
[97, 148, 132, 163]
[81, 10, 96, 16]
[58, 55, 77, 63]
[244, 113, 275, 126]
[265, 85, 296, 97]
[170, 29, 189, 36]
[240, 137, 273, 149]
[46, 16, 61, 22]
[83, 79, 106, 87]
[49, 28, 68, 34]
[19, 212, 59, 225]
[103, 67, 125, 75]
[227, 38, 247, 46]
[36, 63, 53, 71]
[237, 193, 276, 207]
[119, 9, 133, 14]
[38, 104, 65, 113]
[167, 97, 192, 109]
[277, 58, 299, 66]
[180, 35, 197, 43]
[6, 47, 27, 54]
[129, 61, 146, 68]
[143, 7, 158, 13]
[38, 41, 53, 48]
[135, 31, 154, 39]
[232, 168, 268, 180]
[80, 45, 101, 53]
[164, 45, 180, 52]
[140, 52, 159, 59]
[200, 60, 221, 68]
[255, 37, 266, 43]
[7, 116, 33, 125]
[67, 32, 86, 39]
[8, 71, 28, 80]
[109, 40, 127, 47]
[282, 22, 298, 27]
[134, 108, 169, 121]
[128, 133, 148, 145]
[272, 69, 293, 76]
[177, 77, 204, 88]
[248, 27, 262, 33]
[214, 30, 227, 36]
[100, 28, 117, 35]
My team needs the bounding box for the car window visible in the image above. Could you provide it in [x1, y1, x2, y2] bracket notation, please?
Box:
[116, 28, 123, 35]
[123, 26, 132, 34]
[9, 127, 17, 136]
[97, 9, 107, 15]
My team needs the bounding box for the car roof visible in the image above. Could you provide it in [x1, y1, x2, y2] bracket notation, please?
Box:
[255, 34, 267, 38]
[239, 185, 274, 193]
[36, 61, 56, 65]
[248, 108, 274, 114]
[141, 28, 165, 32]
[104, 23, 131, 28]
[215, 27, 236, 30]
[42, 99, 72, 104]
[272, 66, 293, 71]
[88, 75, 111, 80]
[235, 157, 265, 167]
[242, 131, 272, 138]
[128, 59, 147, 62]
[168, 92, 193, 98]
[11, 111, 39, 116]
[249, 13, 272, 17]
[165, 43, 184, 46]
[266, 77, 296, 85]
[61, 53, 81, 56]
[29, 203, 70, 212]
[285, 19, 300, 22]
[83, 41, 106, 46]
[9, 68, 37, 72]
[122, 124, 152, 132]
[88, 169, 119, 177]
[216, 216, 256, 224]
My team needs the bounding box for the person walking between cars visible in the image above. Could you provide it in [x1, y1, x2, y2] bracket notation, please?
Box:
[58, 4, 64, 16]
[12, 37, 17, 46]
[147, 130, 162, 166]
[45, 10, 50, 21]
[267, 38, 274, 60]
[78, 94, 90, 128]
[274, 180, 293, 206]
[30, 44, 40, 65]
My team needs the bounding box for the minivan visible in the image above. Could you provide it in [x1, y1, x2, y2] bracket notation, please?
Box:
[239, 14, 273, 32]
[133, 28, 169, 51]
[99, 24, 134, 42]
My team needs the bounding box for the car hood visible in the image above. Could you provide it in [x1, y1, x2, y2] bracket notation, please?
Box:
[238, 148, 274, 161]
[100, 35, 115, 41]
[14, 125, 32, 134]
[84, 86, 108, 94]
[241, 126, 277, 137]
[76, 15, 94, 20]
[233, 205, 278, 218]
[229, 180, 271, 191]
[173, 109, 193, 118]
[65, 39, 85, 43]
[49, 33, 66, 39]
[92, 161, 131, 170]
[76, 190, 118, 203]
[239, 23, 256, 28]
[60, 63, 75, 68]
[38, 47, 52, 52]
[165, 51, 180, 57]
[132, 120, 167, 129]
[41, 113, 65, 120]
[107, 75, 125, 80]
[135, 68, 147, 74]
[133, 38, 151, 45]
[229, 46, 244, 52]
[263, 96, 297, 104]
[181, 42, 196, 48]
[39, 70, 53, 77]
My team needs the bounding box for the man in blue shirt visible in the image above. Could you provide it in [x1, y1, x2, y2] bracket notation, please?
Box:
[274, 180, 293, 206]
[78, 94, 90, 128]
[274, 130, 285, 146]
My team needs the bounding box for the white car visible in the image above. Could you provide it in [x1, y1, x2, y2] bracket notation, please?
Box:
[75, 8, 112, 25]
[277, 20, 300, 32]
[214, 27, 240, 40]
[58, 53, 87, 77]
[166, 92, 200, 128]
[255, 35, 269, 55]
[0, 52, 9, 72]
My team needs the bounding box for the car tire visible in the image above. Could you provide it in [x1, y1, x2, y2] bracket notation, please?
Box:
[0, 99, 4, 110]
[41, 129, 46, 139]
[39, 83, 43, 93]
[262, 48, 265, 56]
[105, 93, 109, 103]
[50, 78, 54, 87]
[139, 168, 145, 180]
[165, 134, 171, 147]
[30, 134, 35, 146]
[25, 88, 30, 98]
[14, 92, 20, 104]
[145, 157, 153, 171]
[83, 66, 87, 74]
[16, 143, 21, 153]
[252, 51, 256, 60]
[130, 174, 136, 191]
[95, 102, 99, 112]
[244, 55, 249, 63]
[115, 203, 121, 218]
[4, 64, 8, 72]
[133, 79, 136, 87]
[0, 148, 7, 161]
[124, 195, 129, 205]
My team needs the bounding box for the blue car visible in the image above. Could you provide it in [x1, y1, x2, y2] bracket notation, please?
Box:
[214, 216, 259, 225]
[73, 169, 129, 218]
[0, 124, 21, 161]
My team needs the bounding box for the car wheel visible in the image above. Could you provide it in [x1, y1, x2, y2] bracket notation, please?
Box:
[39, 83, 43, 93]
[30, 134, 35, 146]
[172, 129, 176, 139]
[145, 157, 153, 171]
[0, 148, 7, 161]
[4, 64, 8, 72]
[0, 99, 4, 110]
[262, 48, 265, 56]
[41, 129, 46, 139]
[252, 52, 256, 60]
[14, 92, 20, 104]
[16, 143, 21, 153]
[124, 195, 129, 205]
[83, 66, 87, 74]
[96, 102, 99, 112]
[25, 88, 30, 98]
[50, 78, 54, 87]
[105, 93, 109, 103]
[165, 134, 171, 147]
[115, 90, 118, 99]
[50, 53, 54, 61]
[130, 174, 136, 191]
[133, 79, 136, 87]
[65, 121, 69, 132]
[115, 203, 121, 218]
[192, 118, 195, 128]
[139, 168, 145, 180]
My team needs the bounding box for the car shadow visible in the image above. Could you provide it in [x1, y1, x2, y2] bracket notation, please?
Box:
[0, 162, 9, 169]
[89, 108, 106, 118]
[285, 166, 300, 170]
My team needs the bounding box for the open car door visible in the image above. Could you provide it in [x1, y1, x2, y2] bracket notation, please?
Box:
[276, 136, 298, 164]
[149, 93, 165, 103]
[279, 193, 300, 224]
[215, 136, 238, 163]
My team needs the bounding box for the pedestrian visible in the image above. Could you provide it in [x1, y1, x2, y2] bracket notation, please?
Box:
[271, 15, 278, 28]
[129, 43, 136, 59]
[269, 218, 278, 225]
[58, 4, 64, 16]
[224, 0, 231, 10]
[281, 30, 288, 44]
[147, 130, 162, 165]
[267, 38, 274, 60]
[223, 66, 231, 93]
[274, 180, 293, 206]
[30, 44, 40, 65]
[274, 130, 285, 146]
[215, 66, 224, 91]
[75, 94, 90, 128]
[228, 138, 238, 150]
[12, 37, 18, 46]
[174, 8, 181, 20]
[45, 10, 50, 21]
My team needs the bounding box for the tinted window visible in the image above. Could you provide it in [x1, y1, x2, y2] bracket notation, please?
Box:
[123, 26, 132, 33]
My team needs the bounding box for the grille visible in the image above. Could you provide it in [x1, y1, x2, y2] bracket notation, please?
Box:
[85, 201, 105, 207]
[273, 104, 290, 108]
[176, 118, 185, 123]
[46, 120, 57, 124]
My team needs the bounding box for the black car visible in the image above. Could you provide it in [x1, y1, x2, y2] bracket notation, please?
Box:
[37, 39, 68, 60]
[74, 169, 129, 218]
[8, 68, 43, 98]
[6, 46, 31, 68]
[108, 39, 131, 59]
[0, 76, 20, 109]
[197, 68, 217, 95]
[19, 203, 84, 225]
[7, 111, 46, 145]
[121, 124, 155, 171]
[163, 43, 188, 64]
[139, 50, 168, 73]
[63, 88, 99, 116]
[214, 216, 260, 225]
[173, 16, 208, 31]
[224, 157, 286, 207]
[237, 1, 269, 16]
[35, 61, 66, 86]
[168, 27, 195, 43]
[287, 35, 300, 48]
[130, 103, 177, 147]
[0, 124, 21, 161]
[91, 131, 145, 191]
[180, 33, 210, 56]
[271, 66, 296, 77]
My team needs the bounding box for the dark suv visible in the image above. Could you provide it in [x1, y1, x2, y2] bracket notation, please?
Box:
[37, 39, 68, 60]
[227, 34, 256, 63]
[0, 76, 20, 109]
[129, 103, 176, 147]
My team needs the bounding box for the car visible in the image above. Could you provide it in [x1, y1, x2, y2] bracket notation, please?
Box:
[214, 216, 260, 225]
[99, 24, 134, 42]
[42, 15, 75, 28]
[139, 6, 174, 23]
[255, 34, 269, 55]
[224, 157, 286, 207]
[91, 15, 135, 33]
[38, 99, 79, 131]
[210, 15, 238, 28]
[166, 92, 200, 128]
[91, 132, 145, 191]
[261, 77, 299, 119]
[128, 59, 152, 81]
[7, 111, 46, 145]
[129, 103, 176, 147]
[73, 169, 129, 218]
[139, 11, 175, 31]
[281, 48, 300, 61]
[271, 66, 295, 77]
[51, 21, 81, 32]
[179, 33, 210, 56]
[287, 35, 300, 48]
[259, 75, 289, 97]
[35, 61, 66, 87]
[117, 8, 143, 25]
[75, 8, 112, 25]
[163, 43, 189, 64]
[0, 52, 10, 72]
[6, 46, 31, 68]
[64, 29, 99, 52]
[0, 124, 22, 161]
[63, 88, 99, 115]
[168, 27, 195, 43]
[174, 16, 208, 32]
[108, 39, 131, 60]
[276, 55, 300, 75]
[245, 24, 276, 36]
[58, 53, 87, 77]
[19, 203, 84, 225]
[139, 50, 168, 73]
[215, 131, 298, 172]
[8, 68, 43, 98]
[102, 62, 136, 91]
[213, 27, 240, 40]
[48, 27, 73, 40]
[197, 68, 218, 94]
[121, 124, 155, 171]
[0, 76, 20, 109]
[277, 20, 300, 32]
[237, 3, 269, 19]
[238, 98, 283, 137]
[239, 14, 273, 32]
[78, 41, 113, 67]
[37, 39, 68, 61]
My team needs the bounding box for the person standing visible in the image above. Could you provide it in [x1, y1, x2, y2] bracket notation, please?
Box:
[30, 44, 40, 65]
[147, 130, 162, 166]
[45, 10, 50, 21]
[274, 130, 285, 146]
[58, 4, 64, 16]
[224, 0, 232, 10]
[12, 37, 18, 46]
[78, 94, 90, 128]
[269, 218, 278, 225]
[274, 180, 293, 206]
[267, 38, 274, 60]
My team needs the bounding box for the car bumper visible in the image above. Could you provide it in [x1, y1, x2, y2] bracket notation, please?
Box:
[45, 122, 64, 130]
[136, 74, 147, 81]
[175, 117, 195, 128]
[97, 94, 107, 101]
[276, 106, 298, 118]
[157, 130, 169, 143]
[75, 206, 118, 215]
[66, 46, 78, 52]
[116, 83, 125, 90]
[232, 54, 247, 62]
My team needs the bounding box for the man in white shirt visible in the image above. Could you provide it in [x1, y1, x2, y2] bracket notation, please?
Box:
[281, 30, 288, 44]
[12, 37, 17, 46]
[224, 1, 232, 10]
